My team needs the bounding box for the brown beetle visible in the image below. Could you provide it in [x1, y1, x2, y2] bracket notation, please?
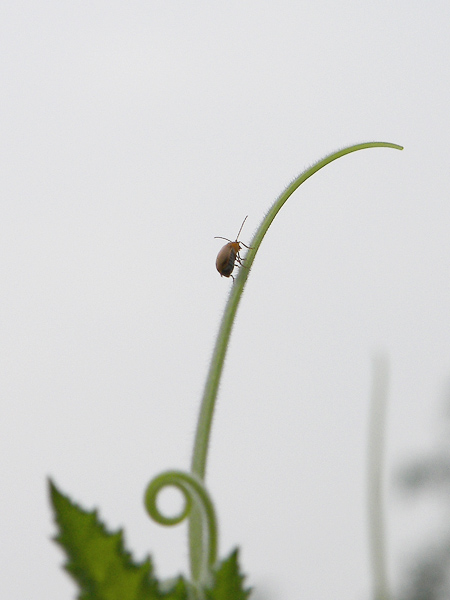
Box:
[215, 216, 251, 281]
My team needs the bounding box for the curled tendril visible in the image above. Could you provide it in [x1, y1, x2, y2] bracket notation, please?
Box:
[144, 470, 218, 583]
[144, 142, 403, 586]
[187, 141, 403, 582]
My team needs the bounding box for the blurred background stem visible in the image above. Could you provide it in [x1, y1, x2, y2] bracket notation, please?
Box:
[368, 355, 391, 600]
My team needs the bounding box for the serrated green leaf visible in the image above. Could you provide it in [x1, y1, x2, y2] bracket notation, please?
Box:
[49, 479, 188, 600]
[206, 549, 251, 600]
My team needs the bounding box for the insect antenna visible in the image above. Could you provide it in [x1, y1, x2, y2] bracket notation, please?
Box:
[235, 215, 248, 240]
[214, 215, 249, 244]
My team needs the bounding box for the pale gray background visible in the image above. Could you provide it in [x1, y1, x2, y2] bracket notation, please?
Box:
[1, 1, 449, 599]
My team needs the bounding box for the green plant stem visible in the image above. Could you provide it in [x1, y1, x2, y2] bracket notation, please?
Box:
[189, 141, 403, 582]
[190, 142, 402, 480]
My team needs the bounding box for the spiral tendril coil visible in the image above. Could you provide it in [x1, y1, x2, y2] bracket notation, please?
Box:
[144, 470, 218, 584]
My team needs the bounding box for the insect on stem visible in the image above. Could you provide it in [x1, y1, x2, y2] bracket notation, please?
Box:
[214, 216, 252, 281]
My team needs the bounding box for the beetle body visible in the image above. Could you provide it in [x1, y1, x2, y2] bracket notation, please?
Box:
[216, 241, 242, 278]
[215, 216, 251, 281]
